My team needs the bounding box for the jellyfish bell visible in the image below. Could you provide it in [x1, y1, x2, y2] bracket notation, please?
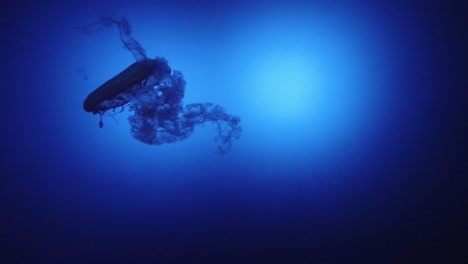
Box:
[83, 57, 171, 114]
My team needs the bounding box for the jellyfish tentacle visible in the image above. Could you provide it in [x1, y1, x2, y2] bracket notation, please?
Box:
[77, 12, 147, 61]
[98, 112, 104, 128]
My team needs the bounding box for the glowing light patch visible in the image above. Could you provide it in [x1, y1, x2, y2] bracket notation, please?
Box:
[228, 6, 387, 162]
[252, 51, 320, 121]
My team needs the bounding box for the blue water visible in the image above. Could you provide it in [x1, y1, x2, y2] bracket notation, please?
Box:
[2, 1, 466, 263]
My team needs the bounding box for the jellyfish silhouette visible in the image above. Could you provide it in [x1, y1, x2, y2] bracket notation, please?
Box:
[78, 12, 241, 154]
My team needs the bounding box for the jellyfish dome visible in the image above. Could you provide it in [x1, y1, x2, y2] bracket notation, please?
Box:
[83, 58, 171, 114]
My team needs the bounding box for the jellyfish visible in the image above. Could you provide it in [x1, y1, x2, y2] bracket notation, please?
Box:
[78, 12, 241, 154]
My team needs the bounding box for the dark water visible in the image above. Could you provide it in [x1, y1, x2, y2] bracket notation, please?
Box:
[2, 1, 467, 263]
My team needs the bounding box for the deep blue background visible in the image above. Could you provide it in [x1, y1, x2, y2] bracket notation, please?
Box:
[1, 0, 467, 263]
